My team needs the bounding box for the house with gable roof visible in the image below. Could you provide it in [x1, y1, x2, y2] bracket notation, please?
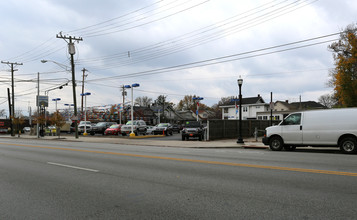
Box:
[219, 95, 269, 120]
[256, 100, 326, 121]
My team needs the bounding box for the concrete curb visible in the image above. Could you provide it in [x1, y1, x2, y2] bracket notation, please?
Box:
[0, 134, 267, 149]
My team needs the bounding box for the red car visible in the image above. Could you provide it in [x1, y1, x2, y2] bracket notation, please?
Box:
[104, 124, 122, 135]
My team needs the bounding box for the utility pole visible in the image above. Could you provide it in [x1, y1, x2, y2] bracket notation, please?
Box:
[121, 85, 126, 123]
[37, 72, 40, 138]
[56, 32, 83, 139]
[270, 92, 273, 126]
[7, 88, 12, 134]
[2, 61, 23, 136]
[81, 68, 88, 113]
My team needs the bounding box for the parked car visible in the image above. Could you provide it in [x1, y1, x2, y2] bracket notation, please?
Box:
[181, 121, 204, 141]
[91, 122, 117, 135]
[153, 123, 173, 136]
[78, 121, 92, 134]
[23, 127, 31, 132]
[104, 124, 123, 135]
[146, 126, 156, 135]
[171, 124, 182, 133]
[0, 128, 8, 134]
[121, 120, 147, 136]
[262, 108, 357, 154]
[45, 126, 56, 135]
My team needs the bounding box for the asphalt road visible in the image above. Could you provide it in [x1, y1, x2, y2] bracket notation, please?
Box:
[0, 138, 356, 219]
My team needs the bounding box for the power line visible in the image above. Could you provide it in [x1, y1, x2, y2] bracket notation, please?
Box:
[85, 32, 338, 82]
[81, 0, 210, 38]
[78, 0, 316, 70]
[67, 0, 165, 34]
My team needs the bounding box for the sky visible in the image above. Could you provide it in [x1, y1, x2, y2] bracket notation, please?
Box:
[0, 0, 356, 116]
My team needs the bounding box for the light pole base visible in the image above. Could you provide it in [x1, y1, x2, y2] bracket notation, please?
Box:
[130, 132, 136, 137]
[83, 132, 88, 136]
[237, 137, 244, 144]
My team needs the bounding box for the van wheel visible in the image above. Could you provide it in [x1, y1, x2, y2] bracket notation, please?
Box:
[339, 137, 357, 154]
[269, 136, 284, 151]
[182, 136, 185, 141]
[284, 145, 296, 151]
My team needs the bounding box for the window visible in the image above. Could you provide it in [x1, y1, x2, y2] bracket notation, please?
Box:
[282, 113, 301, 125]
[263, 116, 267, 120]
[256, 106, 260, 109]
[243, 107, 248, 112]
[258, 116, 262, 120]
[224, 108, 228, 113]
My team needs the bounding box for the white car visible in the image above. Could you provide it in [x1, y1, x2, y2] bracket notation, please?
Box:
[121, 120, 147, 136]
[78, 121, 92, 134]
[145, 126, 156, 135]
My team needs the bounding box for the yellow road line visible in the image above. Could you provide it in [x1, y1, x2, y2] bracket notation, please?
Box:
[1, 142, 357, 177]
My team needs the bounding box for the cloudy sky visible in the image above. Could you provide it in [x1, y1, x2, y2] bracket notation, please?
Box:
[0, 0, 356, 115]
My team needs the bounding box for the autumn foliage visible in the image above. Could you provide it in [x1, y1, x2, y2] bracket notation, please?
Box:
[328, 24, 357, 107]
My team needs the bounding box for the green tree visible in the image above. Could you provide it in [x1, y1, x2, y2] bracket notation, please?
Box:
[328, 24, 357, 107]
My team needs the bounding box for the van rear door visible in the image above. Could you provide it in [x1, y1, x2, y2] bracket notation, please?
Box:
[280, 113, 303, 144]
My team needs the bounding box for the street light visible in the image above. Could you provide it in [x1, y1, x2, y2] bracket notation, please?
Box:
[41, 60, 71, 72]
[52, 98, 61, 112]
[80, 92, 91, 136]
[64, 104, 74, 121]
[51, 98, 61, 136]
[237, 78, 244, 144]
[192, 96, 204, 121]
[124, 83, 140, 137]
[42, 58, 78, 139]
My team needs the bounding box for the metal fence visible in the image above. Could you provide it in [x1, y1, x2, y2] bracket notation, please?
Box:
[207, 119, 280, 140]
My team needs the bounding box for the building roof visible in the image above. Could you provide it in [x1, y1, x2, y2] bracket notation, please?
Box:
[288, 101, 326, 110]
[220, 95, 266, 107]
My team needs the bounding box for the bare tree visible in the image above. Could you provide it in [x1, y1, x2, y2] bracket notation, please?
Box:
[135, 96, 153, 106]
[318, 94, 336, 108]
[0, 109, 5, 118]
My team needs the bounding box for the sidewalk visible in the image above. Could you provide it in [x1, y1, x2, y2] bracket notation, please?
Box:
[0, 134, 268, 149]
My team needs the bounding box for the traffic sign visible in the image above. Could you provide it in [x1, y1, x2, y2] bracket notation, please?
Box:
[37, 95, 48, 107]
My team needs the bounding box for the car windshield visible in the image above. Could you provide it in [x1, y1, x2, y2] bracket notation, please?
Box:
[96, 122, 107, 126]
[184, 121, 200, 127]
[126, 121, 136, 125]
[109, 125, 119, 128]
[157, 123, 168, 127]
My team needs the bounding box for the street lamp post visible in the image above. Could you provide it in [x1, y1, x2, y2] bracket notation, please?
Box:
[64, 104, 74, 121]
[192, 97, 204, 121]
[52, 98, 61, 136]
[237, 78, 244, 144]
[124, 83, 140, 137]
[52, 98, 61, 112]
[80, 92, 91, 136]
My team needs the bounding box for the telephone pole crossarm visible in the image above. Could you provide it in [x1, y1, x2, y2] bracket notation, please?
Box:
[1, 61, 23, 136]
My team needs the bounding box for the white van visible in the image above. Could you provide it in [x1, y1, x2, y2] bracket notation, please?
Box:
[262, 108, 357, 154]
